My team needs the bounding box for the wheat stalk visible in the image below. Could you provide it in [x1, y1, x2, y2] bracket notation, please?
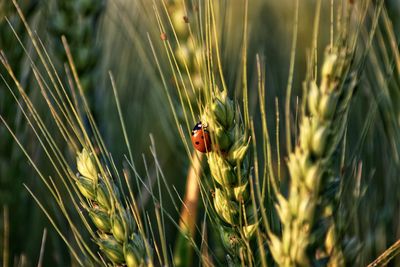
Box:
[367, 238, 400, 267]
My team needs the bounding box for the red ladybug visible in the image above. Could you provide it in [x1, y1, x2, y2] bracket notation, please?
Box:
[191, 122, 212, 153]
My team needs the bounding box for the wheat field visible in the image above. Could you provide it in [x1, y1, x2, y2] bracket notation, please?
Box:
[0, 0, 400, 266]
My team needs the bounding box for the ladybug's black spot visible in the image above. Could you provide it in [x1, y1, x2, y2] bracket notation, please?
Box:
[191, 131, 194, 136]
[195, 141, 200, 145]
[201, 136, 204, 139]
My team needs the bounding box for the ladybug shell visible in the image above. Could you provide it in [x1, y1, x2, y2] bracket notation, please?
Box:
[191, 122, 212, 153]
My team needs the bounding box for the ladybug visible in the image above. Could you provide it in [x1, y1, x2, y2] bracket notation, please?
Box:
[191, 122, 212, 153]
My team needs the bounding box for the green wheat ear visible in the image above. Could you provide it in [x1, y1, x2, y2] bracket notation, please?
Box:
[269, 42, 357, 266]
[202, 88, 256, 265]
[49, 0, 104, 94]
[76, 148, 149, 266]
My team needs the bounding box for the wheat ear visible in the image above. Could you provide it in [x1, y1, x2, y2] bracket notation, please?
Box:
[203, 88, 257, 265]
[269, 43, 357, 266]
[49, 0, 104, 93]
[76, 148, 149, 266]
